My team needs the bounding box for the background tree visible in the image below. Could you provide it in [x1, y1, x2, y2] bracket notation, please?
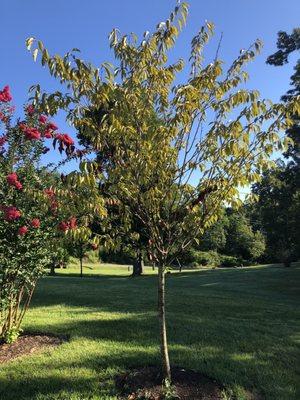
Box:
[198, 209, 228, 253]
[67, 230, 99, 278]
[252, 164, 300, 266]
[224, 210, 265, 261]
[248, 28, 300, 267]
[94, 199, 148, 276]
[27, 3, 299, 381]
[267, 28, 300, 163]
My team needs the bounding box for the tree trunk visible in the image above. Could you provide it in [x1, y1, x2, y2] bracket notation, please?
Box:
[80, 257, 83, 278]
[158, 266, 171, 382]
[177, 258, 182, 273]
[284, 260, 291, 268]
[131, 251, 144, 277]
[49, 262, 56, 276]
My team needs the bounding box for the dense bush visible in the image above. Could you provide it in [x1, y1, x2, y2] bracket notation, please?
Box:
[0, 86, 100, 342]
[184, 250, 221, 268]
[220, 255, 243, 268]
[100, 247, 134, 265]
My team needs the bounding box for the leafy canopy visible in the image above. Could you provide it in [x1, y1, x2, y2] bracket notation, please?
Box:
[26, 2, 299, 267]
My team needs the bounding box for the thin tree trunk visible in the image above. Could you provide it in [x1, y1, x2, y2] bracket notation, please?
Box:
[158, 265, 171, 381]
[177, 258, 182, 273]
[80, 257, 83, 278]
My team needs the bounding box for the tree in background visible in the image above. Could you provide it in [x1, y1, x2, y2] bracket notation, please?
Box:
[267, 28, 300, 163]
[94, 198, 148, 276]
[66, 230, 99, 278]
[199, 209, 228, 253]
[224, 210, 265, 261]
[252, 164, 300, 266]
[249, 28, 300, 267]
[198, 207, 265, 263]
[27, 3, 298, 382]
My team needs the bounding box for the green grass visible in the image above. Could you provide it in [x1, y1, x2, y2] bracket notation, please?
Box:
[0, 263, 299, 400]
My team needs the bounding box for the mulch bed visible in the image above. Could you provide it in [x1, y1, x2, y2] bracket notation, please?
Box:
[116, 366, 225, 400]
[0, 333, 66, 364]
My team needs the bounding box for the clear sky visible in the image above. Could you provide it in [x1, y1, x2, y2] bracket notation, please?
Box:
[1, 0, 299, 169]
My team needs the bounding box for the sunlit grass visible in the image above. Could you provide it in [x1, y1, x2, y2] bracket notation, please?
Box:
[0, 263, 299, 400]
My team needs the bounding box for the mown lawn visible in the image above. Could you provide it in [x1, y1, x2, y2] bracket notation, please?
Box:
[0, 263, 299, 400]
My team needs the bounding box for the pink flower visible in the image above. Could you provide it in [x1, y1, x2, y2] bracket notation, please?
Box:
[44, 130, 53, 139]
[39, 115, 47, 124]
[19, 123, 41, 140]
[68, 217, 77, 230]
[47, 122, 58, 131]
[63, 134, 74, 146]
[6, 173, 18, 185]
[26, 128, 41, 140]
[0, 112, 8, 123]
[44, 188, 55, 197]
[4, 206, 21, 221]
[0, 135, 7, 146]
[30, 218, 40, 228]
[6, 173, 22, 190]
[18, 226, 28, 236]
[14, 181, 23, 191]
[56, 133, 74, 146]
[0, 86, 12, 103]
[26, 104, 35, 115]
[58, 221, 69, 232]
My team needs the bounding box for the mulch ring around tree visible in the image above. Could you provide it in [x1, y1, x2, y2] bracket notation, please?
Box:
[116, 366, 225, 400]
[0, 332, 67, 364]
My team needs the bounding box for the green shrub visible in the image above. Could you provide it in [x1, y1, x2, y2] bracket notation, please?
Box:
[187, 250, 221, 268]
[220, 255, 242, 268]
[188, 261, 200, 269]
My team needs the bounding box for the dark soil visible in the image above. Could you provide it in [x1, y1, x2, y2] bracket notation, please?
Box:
[115, 366, 225, 400]
[0, 333, 66, 364]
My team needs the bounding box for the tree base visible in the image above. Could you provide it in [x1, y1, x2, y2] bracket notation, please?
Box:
[115, 365, 243, 399]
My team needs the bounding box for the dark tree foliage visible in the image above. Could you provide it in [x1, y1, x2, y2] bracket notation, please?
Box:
[267, 28, 300, 163]
[252, 29, 300, 267]
[252, 164, 300, 266]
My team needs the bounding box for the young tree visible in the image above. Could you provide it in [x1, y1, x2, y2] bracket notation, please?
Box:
[67, 231, 99, 278]
[27, 3, 299, 381]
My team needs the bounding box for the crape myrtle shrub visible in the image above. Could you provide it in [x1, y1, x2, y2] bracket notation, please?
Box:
[0, 85, 102, 343]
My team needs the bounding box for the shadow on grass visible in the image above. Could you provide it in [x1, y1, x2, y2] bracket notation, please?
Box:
[1, 264, 299, 400]
[31, 264, 300, 313]
[1, 312, 298, 400]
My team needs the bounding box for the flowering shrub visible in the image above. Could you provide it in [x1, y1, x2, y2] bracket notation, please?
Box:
[0, 85, 85, 343]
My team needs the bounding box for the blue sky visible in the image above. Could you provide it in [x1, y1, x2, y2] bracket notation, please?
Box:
[1, 0, 299, 169]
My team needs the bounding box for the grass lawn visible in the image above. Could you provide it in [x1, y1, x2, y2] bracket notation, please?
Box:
[0, 263, 299, 400]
